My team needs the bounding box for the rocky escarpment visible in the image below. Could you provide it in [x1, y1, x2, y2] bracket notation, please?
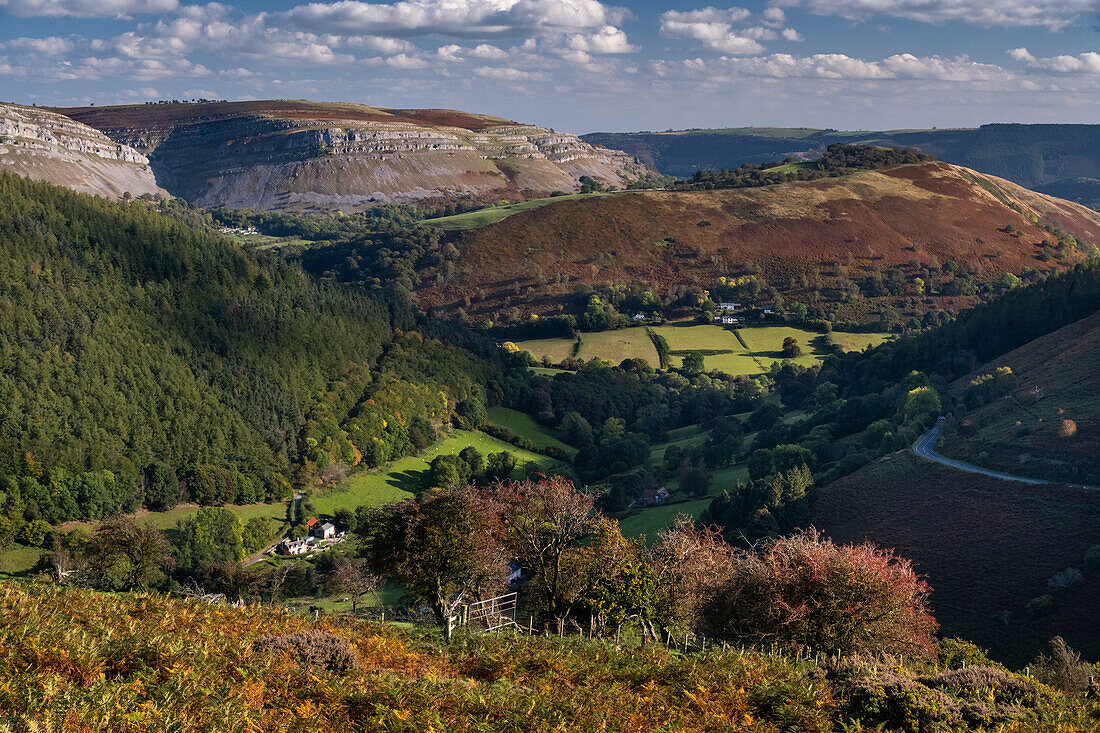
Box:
[52, 100, 651, 210]
[0, 102, 163, 199]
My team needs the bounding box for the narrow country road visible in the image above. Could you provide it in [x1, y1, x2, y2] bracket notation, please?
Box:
[912, 424, 1053, 486]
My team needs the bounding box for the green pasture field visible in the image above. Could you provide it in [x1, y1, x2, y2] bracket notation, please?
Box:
[621, 463, 749, 544]
[421, 193, 612, 230]
[311, 430, 558, 516]
[487, 407, 577, 456]
[517, 324, 889, 375]
[575, 329, 659, 365]
[514, 337, 577, 363]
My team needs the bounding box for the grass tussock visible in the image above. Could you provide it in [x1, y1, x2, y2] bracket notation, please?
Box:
[1, 582, 1098, 732]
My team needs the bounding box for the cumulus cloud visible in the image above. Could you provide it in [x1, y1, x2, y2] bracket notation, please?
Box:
[436, 43, 463, 60]
[656, 51, 1011, 83]
[275, 0, 626, 38]
[346, 35, 415, 53]
[385, 51, 428, 68]
[2, 35, 74, 53]
[781, 27, 802, 41]
[474, 64, 539, 79]
[471, 42, 508, 58]
[762, 6, 785, 25]
[773, 0, 1097, 30]
[0, 0, 177, 18]
[566, 25, 636, 54]
[1009, 47, 1100, 74]
[660, 7, 767, 55]
[218, 66, 257, 78]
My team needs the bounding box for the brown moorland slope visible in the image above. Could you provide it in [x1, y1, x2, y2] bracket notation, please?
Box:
[48, 100, 650, 210]
[423, 162, 1100, 325]
[812, 451, 1100, 665]
[943, 308, 1100, 485]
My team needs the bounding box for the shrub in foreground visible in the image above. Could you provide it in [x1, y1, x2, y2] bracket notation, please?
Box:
[703, 529, 938, 656]
[254, 631, 359, 674]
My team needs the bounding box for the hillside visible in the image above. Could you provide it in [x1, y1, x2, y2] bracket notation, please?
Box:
[4, 582, 1098, 732]
[0, 102, 163, 199]
[419, 161, 1100, 326]
[582, 124, 1100, 208]
[48, 100, 650, 210]
[942, 307, 1100, 485]
[813, 452, 1100, 665]
[0, 172, 494, 524]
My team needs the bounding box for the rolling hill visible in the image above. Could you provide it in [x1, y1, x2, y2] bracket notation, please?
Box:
[942, 307, 1100, 485]
[0, 102, 163, 200]
[47, 100, 650, 210]
[419, 160, 1100, 326]
[0, 171, 494, 522]
[583, 124, 1100, 209]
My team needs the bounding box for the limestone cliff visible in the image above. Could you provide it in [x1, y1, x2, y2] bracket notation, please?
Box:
[0, 102, 163, 199]
[53, 100, 651, 210]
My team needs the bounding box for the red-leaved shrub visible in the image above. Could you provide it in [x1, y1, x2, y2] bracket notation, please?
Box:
[703, 529, 938, 657]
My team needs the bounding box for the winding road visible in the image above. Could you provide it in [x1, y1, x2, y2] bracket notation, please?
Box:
[912, 424, 1053, 486]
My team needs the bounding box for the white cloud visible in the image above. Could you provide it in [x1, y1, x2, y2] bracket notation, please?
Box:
[218, 66, 257, 78]
[471, 42, 508, 58]
[276, 0, 625, 38]
[436, 43, 463, 60]
[1009, 47, 1100, 74]
[566, 25, 636, 54]
[661, 6, 751, 24]
[781, 27, 802, 41]
[660, 7, 766, 55]
[2, 35, 73, 54]
[346, 35, 415, 53]
[0, 0, 177, 18]
[474, 64, 539, 79]
[774, 0, 1097, 30]
[657, 51, 1012, 83]
[385, 51, 428, 68]
[762, 6, 785, 25]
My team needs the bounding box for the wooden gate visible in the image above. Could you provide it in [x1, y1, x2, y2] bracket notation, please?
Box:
[461, 592, 518, 633]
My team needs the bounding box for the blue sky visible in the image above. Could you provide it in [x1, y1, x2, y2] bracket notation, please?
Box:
[2, 0, 1100, 133]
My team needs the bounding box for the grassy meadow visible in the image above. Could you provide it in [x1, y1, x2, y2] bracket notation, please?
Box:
[0, 429, 558, 578]
[487, 407, 577, 456]
[518, 324, 892, 375]
[310, 430, 558, 517]
[422, 193, 612, 230]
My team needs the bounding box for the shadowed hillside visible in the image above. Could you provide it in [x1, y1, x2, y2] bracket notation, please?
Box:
[944, 308, 1100, 485]
[813, 452, 1100, 666]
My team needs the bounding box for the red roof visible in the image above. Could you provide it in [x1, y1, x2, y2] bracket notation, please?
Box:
[305, 517, 318, 528]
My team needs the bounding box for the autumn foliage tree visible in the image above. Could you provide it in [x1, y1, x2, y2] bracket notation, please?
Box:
[359, 487, 506, 639]
[648, 518, 737, 635]
[491, 476, 599, 620]
[702, 529, 938, 656]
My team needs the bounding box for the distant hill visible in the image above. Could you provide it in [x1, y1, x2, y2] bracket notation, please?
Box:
[417, 160, 1100, 327]
[582, 124, 1100, 209]
[47, 100, 650, 211]
[0, 102, 163, 200]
